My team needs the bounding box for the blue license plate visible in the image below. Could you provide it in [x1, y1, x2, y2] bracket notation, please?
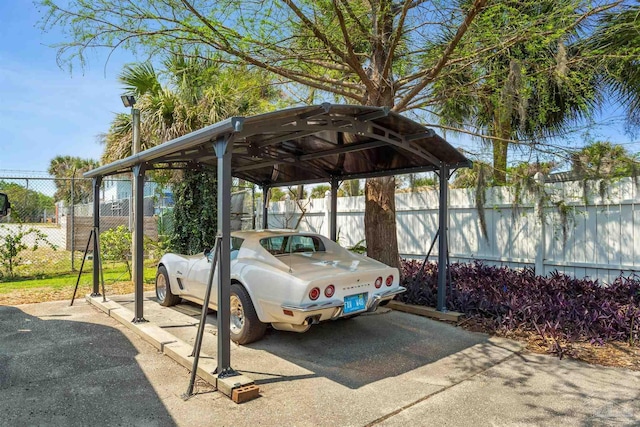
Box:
[344, 292, 367, 314]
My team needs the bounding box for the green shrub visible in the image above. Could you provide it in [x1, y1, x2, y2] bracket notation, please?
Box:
[0, 224, 57, 278]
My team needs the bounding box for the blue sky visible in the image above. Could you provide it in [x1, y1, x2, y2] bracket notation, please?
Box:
[0, 1, 135, 175]
[0, 2, 637, 178]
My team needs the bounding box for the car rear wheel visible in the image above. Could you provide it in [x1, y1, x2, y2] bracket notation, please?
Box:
[156, 266, 180, 307]
[229, 283, 266, 345]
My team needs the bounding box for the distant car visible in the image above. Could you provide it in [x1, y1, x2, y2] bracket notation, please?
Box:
[156, 230, 405, 344]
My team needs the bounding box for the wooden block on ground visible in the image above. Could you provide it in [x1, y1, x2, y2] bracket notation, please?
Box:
[232, 384, 260, 404]
[387, 300, 464, 322]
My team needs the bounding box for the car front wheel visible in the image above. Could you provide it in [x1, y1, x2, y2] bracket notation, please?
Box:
[156, 265, 181, 307]
[229, 283, 266, 345]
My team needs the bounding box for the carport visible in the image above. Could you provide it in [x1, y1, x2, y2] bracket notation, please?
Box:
[84, 103, 471, 377]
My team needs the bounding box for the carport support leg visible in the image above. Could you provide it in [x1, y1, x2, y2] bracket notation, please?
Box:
[132, 164, 147, 323]
[91, 176, 102, 297]
[215, 137, 237, 376]
[262, 185, 269, 229]
[437, 164, 449, 312]
[185, 236, 221, 398]
[330, 177, 338, 241]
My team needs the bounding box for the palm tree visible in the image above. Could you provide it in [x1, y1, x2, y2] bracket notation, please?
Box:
[586, 3, 640, 130]
[48, 155, 99, 204]
[101, 54, 281, 163]
[101, 53, 282, 253]
[430, 0, 601, 185]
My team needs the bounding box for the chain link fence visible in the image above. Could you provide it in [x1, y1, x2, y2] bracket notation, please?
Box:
[0, 174, 164, 282]
[0, 173, 256, 283]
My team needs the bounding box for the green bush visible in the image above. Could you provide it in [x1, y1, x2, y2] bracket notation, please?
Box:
[100, 225, 133, 278]
[0, 224, 57, 278]
[170, 169, 217, 255]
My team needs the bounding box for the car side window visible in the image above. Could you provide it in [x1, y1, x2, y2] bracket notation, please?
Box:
[231, 237, 244, 251]
[231, 237, 244, 260]
[260, 236, 285, 255]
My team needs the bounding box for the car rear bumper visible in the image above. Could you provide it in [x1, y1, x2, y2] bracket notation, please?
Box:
[280, 286, 406, 325]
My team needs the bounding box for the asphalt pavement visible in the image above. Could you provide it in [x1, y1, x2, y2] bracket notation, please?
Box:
[1, 296, 638, 426]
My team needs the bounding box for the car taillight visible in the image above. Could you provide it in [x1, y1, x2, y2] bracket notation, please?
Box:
[386, 275, 393, 286]
[309, 287, 320, 300]
[375, 277, 383, 289]
[325, 284, 335, 298]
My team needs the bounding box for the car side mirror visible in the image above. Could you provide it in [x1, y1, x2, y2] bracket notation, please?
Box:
[204, 248, 212, 262]
[0, 193, 10, 217]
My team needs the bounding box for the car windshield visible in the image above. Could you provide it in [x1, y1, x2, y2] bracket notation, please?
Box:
[259, 235, 325, 256]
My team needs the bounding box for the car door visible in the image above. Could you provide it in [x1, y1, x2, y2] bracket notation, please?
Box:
[185, 254, 213, 303]
[185, 237, 243, 308]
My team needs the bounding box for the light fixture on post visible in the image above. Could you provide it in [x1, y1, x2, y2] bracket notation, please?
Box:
[120, 95, 136, 108]
[120, 95, 140, 155]
[121, 94, 141, 300]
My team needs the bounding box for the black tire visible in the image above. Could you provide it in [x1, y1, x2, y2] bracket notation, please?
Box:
[156, 265, 180, 307]
[229, 283, 267, 345]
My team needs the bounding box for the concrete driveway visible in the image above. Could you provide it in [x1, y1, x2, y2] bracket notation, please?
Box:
[1, 296, 639, 426]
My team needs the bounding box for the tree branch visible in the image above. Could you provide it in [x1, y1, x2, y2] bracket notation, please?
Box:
[393, 0, 488, 112]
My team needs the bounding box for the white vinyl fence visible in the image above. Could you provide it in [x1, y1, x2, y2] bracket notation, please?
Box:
[265, 177, 640, 283]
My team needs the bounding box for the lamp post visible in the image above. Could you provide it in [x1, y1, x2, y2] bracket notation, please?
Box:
[121, 95, 140, 154]
[121, 95, 140, 280]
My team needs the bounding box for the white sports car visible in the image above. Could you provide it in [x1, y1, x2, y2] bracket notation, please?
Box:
[155, 230, 405, 344]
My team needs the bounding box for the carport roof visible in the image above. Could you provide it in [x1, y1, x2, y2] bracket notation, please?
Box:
[85, 103, 471, 185]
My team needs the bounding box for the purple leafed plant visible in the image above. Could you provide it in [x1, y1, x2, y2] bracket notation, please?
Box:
[400, 260, 640, 351]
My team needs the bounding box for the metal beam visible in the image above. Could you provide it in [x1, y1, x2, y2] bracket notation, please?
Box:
[330, 177, 338, 241]
[91, 176, 102, 296]
[298, 140, 388, 161]
[406, 129, 436, 140]
[235, 159, 282, 173]
[298, 102, 332, 119]
[437, 163, 449, 312]
[338, 165, 440, 181]
[132, 163, 147, 323]
[254, 129, 319, 148]
[214, 137, 234, 374]
[262, 185, 269, 229]
[355, 106, 390, 121]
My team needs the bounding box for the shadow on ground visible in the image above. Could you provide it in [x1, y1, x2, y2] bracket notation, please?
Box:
[0, 305, 176, 426]
[243, 309, 489, 389]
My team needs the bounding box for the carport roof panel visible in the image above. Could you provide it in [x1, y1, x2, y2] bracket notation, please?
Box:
[84, 104, 471, 184]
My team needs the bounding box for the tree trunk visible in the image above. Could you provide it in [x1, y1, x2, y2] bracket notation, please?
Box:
[492, 115, 511, 185]
[364, 176, 400, 269]
[492, 139, 508, 185]
[362, 0, 400, 270]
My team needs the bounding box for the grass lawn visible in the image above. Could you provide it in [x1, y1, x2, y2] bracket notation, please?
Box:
[0, 262, 157, 305]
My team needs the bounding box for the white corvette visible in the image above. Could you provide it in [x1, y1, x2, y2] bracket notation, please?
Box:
[156, 230, 405, 344]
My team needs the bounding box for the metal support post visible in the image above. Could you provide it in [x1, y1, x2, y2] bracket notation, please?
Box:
[251, 184, 256, 229]
[70, 173, 75, 271]
[215, 138, 236, 376]
[71, 228, 94, 306]
[261, 185, 269, 229]
[132, 163, 147, 323]
[184, 235, 221, 398]
[437, 163, 449, 312]
[330, 177, 338, 241]
[91, 176, 102, 296]
[131, 107, 141, 280]
[534, 172, 546, 275]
